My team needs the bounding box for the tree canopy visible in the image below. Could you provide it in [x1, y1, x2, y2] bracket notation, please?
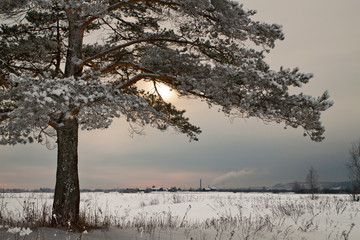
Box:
[0, 0, 333, 145]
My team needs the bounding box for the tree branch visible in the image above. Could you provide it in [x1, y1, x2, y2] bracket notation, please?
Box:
[105, 61, 152, 74]
[0, 59, 21, 76]
[48, 120, 60, 130]
[82, 0, 180, 30]
[82, 60, 153, 80]
[116, 73, 177, 90]
[0, 71, 9, 89]
[82, 38, 198, 65]
[86, 60, 215, 101]
[0, 112, 10, 121]
[187, 90, 213, 100]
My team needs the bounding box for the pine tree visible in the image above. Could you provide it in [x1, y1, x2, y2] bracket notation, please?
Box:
[0, 0, 333, 228]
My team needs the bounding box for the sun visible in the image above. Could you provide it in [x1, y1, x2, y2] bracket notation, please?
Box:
[155, 83, 172, 100]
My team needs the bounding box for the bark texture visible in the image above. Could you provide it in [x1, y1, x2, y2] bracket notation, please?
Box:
[64, 10, 84, 77]
[52, 119, 80, 228]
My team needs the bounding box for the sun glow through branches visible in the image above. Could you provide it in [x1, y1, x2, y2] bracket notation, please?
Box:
[155, 83, 172, 100]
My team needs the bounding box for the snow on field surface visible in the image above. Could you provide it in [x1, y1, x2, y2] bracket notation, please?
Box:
[0, 192, 359, 239]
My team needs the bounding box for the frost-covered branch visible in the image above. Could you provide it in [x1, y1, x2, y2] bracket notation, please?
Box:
[0, 73, 201, 144]
[0, 59, 21, 77]
[83, 0, 180, 29]
[116, 73, 177, 90]
[82, 38, 200, 65]
[82, 61, 156, 83]
[96, 61, 153, 76]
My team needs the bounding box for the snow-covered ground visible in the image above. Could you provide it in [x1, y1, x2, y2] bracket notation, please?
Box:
[0, 192, 359, 239]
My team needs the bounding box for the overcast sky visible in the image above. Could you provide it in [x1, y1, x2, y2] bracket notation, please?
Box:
[1, 0, 360, 190]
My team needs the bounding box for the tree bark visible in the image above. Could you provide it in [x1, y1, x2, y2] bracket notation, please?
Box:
[52, 118, 80, 228]
[51, 9, 83, 229]
[64, 10, 83, 77]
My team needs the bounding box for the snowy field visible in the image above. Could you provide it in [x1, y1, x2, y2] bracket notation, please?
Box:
[0, 192, 359, 239]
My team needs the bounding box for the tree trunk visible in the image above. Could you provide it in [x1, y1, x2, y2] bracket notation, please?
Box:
[51, 9, 84, 229]
[52, 118, 80, 229]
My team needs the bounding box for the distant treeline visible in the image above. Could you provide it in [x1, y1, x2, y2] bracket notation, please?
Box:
[0, 187, 354, 194]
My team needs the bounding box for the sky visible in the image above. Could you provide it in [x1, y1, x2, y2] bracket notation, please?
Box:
[1, 0, 360, 190]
